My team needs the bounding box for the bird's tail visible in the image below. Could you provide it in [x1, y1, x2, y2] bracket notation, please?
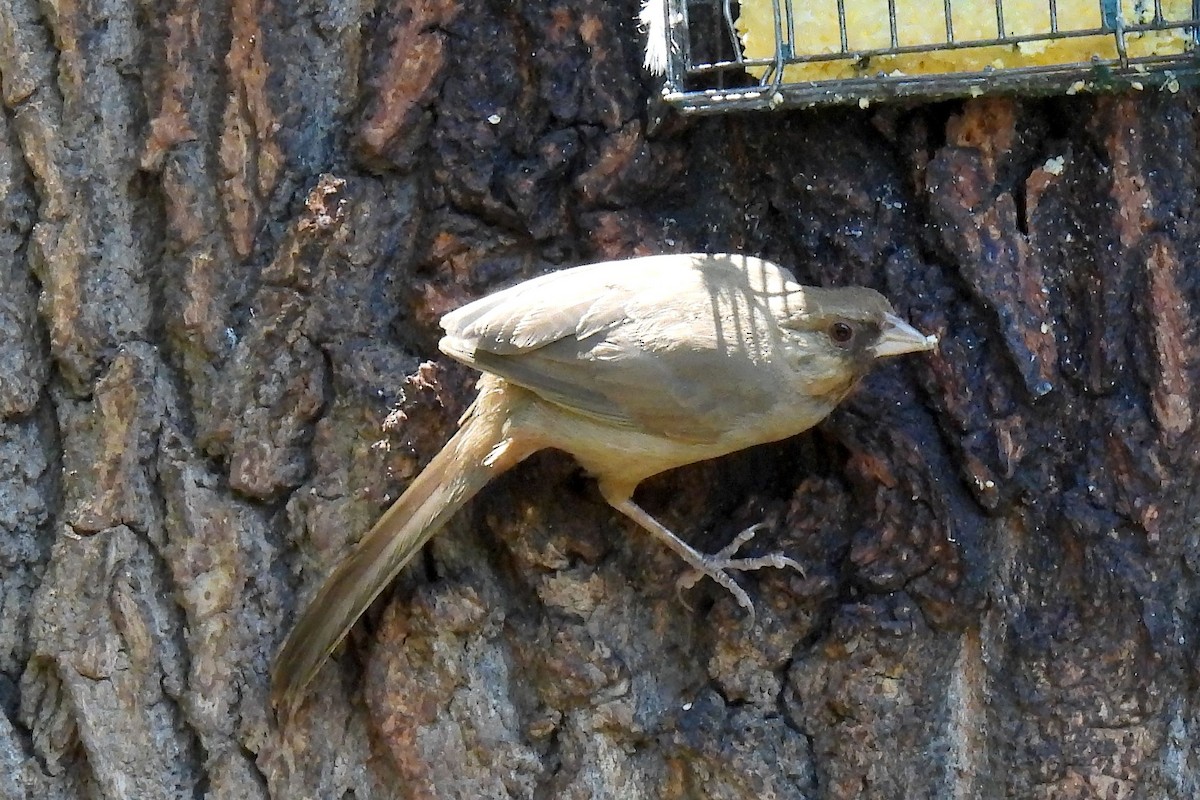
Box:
[270, 378, 535, 712]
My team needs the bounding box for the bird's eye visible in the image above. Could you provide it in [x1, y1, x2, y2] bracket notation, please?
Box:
[829, 321, 855, 345]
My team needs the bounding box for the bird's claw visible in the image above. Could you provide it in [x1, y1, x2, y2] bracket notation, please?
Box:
[675, 522, 805, 622]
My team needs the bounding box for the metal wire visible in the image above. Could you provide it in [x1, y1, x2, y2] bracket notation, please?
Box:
[838, 0, 849, 51]
[660, 0, 1200, 113]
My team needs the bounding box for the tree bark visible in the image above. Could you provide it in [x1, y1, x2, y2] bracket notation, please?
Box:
[2, 0, 1198, 798]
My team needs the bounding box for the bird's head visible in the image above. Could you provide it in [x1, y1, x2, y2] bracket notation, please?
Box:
[771, 285, 937, 399]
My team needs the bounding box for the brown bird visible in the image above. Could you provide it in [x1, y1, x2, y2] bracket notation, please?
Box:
[270, 253, 936, 710]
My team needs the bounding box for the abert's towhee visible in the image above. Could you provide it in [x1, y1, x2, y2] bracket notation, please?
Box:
[271, 253, 937, 710]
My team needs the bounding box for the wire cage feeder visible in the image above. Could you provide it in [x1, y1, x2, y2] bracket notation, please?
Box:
[650, 0, 1200, 112]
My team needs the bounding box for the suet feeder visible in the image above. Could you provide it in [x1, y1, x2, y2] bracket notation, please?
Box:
[644, 0, 1200, 112]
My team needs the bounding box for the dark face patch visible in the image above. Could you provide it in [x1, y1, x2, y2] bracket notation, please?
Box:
[826, 318, 882, 360]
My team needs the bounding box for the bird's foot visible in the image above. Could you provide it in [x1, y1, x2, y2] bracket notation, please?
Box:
[676, 523, 805, 622]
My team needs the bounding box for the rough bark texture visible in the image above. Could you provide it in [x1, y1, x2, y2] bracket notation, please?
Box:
[2, 1, 1199, 798]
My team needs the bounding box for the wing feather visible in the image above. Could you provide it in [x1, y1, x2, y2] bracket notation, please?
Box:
[439, 254, 801, 442]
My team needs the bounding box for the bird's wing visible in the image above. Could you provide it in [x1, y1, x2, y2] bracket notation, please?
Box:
[440, 254, 796, 442]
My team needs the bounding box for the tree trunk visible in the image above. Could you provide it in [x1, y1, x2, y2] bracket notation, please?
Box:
[2, 1, 1198, 798]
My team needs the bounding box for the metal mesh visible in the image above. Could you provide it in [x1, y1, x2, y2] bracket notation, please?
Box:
[654, 0, 1200, 112]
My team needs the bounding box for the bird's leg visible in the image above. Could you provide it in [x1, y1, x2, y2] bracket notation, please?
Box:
[605, 496, 804, 620]
[675, 522, 805, 591]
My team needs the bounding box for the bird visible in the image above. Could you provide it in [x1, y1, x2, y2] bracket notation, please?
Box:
[270, 253, 937, 711]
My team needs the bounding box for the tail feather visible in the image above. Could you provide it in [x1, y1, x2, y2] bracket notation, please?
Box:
[271, 384, 533, 711]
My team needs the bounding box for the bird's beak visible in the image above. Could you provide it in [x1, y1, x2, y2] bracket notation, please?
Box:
[872, 313, 938, 358]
